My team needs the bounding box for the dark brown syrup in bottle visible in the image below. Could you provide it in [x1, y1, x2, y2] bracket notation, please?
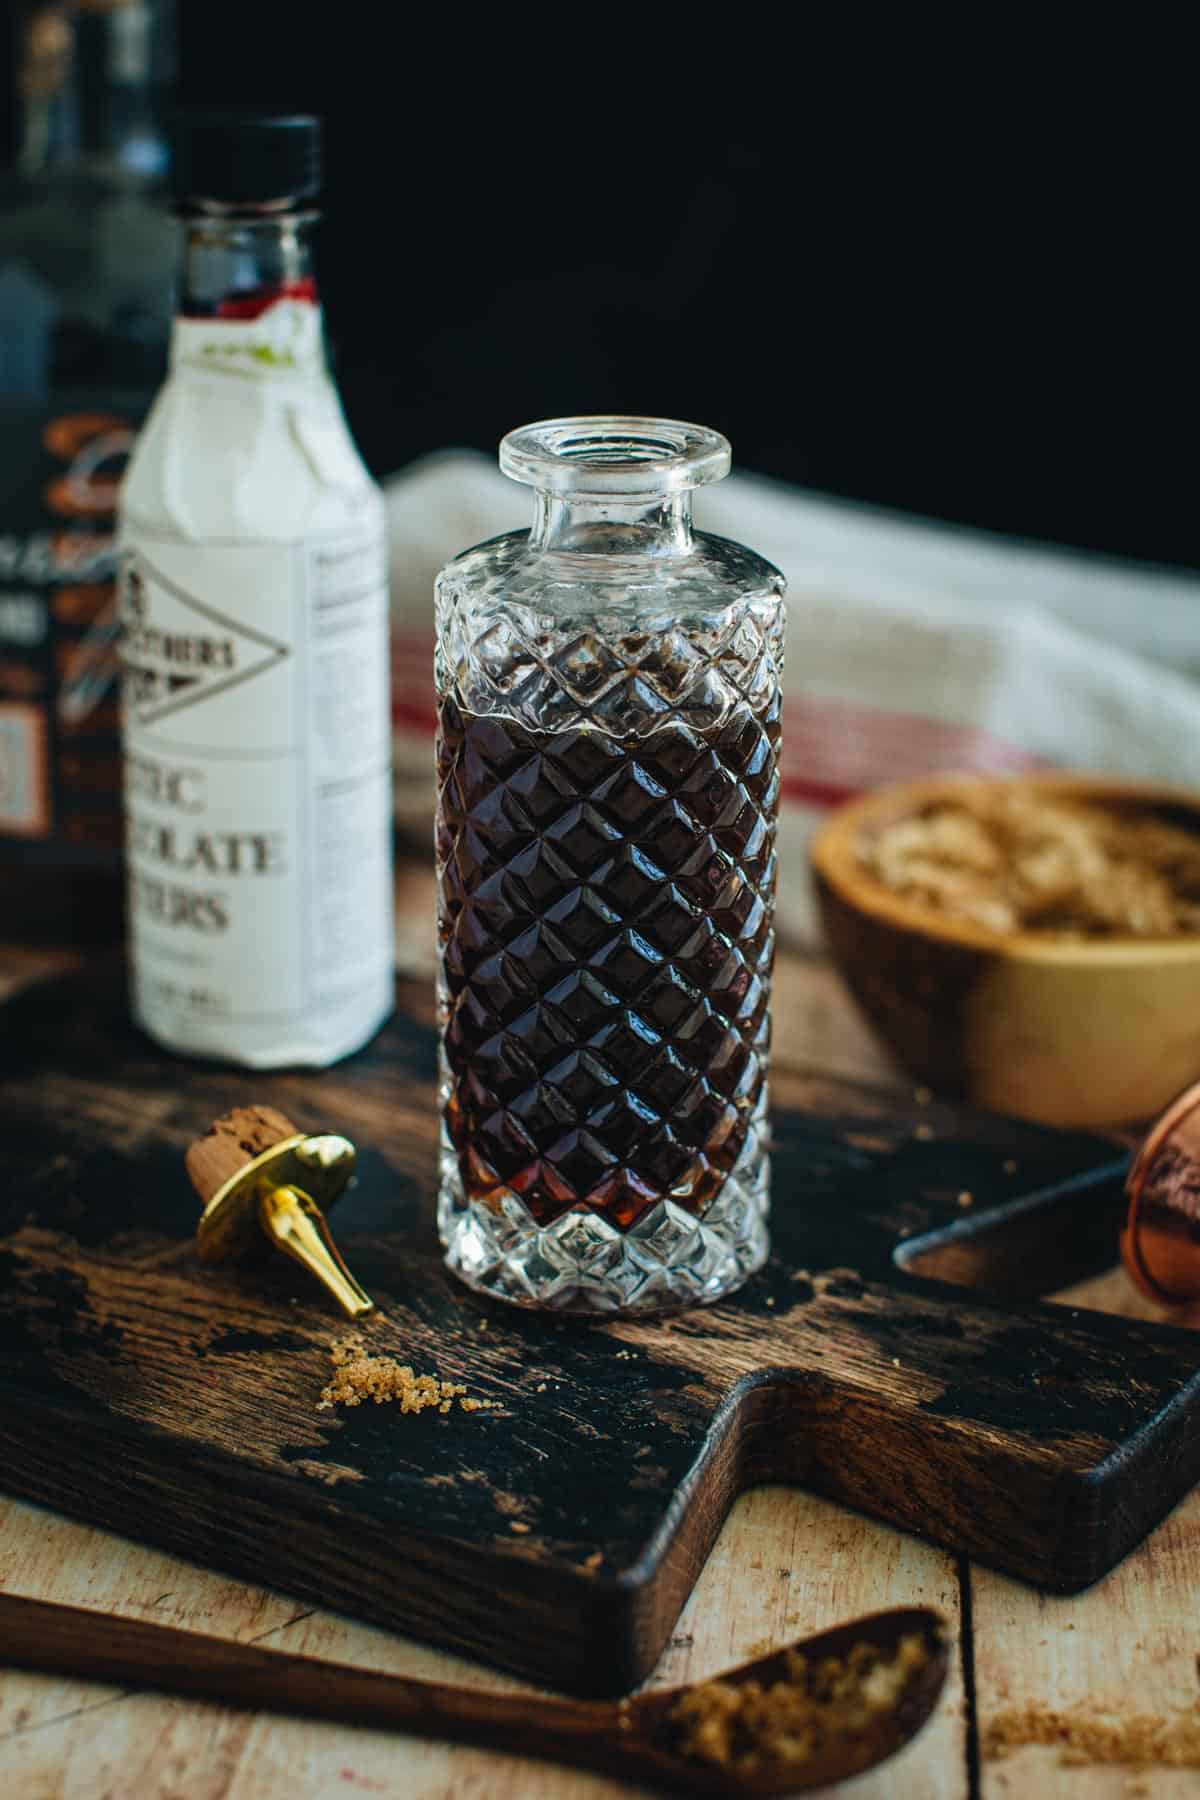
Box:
[436, 692, 780, 1230]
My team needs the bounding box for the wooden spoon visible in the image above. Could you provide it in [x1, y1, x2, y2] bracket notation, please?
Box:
[0, 1592, 947, 1794]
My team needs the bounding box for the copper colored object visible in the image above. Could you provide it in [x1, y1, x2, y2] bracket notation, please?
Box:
[1122, 1080, 1200, 1308]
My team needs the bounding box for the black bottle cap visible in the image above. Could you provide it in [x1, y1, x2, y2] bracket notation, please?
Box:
[171, 111, 321, 209]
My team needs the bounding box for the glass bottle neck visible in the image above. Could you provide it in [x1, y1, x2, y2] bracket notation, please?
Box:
[19, 2, 171, 178]
[529, 490, 695, 557]
[178, 213, 319, 320]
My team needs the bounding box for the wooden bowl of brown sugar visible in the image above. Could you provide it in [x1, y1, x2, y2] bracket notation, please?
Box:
[810, 773, 1200, 1131]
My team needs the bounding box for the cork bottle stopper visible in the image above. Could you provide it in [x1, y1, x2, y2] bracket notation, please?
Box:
[185, 1104, 374, 1319]
[185, 1105, 299, 1206]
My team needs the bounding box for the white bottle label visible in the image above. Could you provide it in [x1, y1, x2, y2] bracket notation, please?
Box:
[120, 520, 393, 1066]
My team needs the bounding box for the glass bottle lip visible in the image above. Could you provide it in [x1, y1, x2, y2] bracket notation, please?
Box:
[499, 415, 731, 497]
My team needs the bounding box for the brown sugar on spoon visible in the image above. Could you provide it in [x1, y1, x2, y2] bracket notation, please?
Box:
[671, 1630, 931, 1774]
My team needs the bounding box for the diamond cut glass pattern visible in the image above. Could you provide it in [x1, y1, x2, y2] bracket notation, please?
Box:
[435, 417, 786, 1313]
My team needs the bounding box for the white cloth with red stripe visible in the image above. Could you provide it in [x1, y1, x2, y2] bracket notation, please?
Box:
[385, 450, 1200, 943]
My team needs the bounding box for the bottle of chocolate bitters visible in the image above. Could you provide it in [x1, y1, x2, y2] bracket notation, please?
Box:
[119, 113, 393, 1066]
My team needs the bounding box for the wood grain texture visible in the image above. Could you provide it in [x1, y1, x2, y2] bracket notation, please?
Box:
[973, 1489, 1200, 1800]
[1, 907, 1196, 1798]
[972, 1262, 1200, 1798]
[0, 1485, 967, 1800]
[0, 955, 1193, 1704]
[0, 1589, 950, 1795]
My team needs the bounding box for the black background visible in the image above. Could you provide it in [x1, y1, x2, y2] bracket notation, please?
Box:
[7, 8, 1195, 569]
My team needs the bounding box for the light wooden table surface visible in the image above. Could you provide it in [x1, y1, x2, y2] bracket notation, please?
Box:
[2, 862, 1197, 1800]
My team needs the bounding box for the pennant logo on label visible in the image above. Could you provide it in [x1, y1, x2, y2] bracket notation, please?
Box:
[121, 550, 289, 726]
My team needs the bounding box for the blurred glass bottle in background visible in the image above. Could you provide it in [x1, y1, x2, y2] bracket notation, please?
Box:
[0, 0, 175, 939]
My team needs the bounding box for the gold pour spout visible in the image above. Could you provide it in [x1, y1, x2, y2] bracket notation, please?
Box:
[185, 1106, 375, 1320]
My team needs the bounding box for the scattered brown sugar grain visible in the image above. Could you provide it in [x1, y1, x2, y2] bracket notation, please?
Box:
[984, 1703, 1200, 1769]
[671, 1632, 929, 1773]
[317, 1336, 494, 1416]
[861, 787, 1200, 937]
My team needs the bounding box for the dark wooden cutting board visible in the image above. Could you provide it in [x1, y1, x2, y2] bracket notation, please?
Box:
[3, 963, 1199, 1696]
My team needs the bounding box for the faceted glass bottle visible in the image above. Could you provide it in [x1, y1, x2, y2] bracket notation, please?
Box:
[435, 417, 786, 1313]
